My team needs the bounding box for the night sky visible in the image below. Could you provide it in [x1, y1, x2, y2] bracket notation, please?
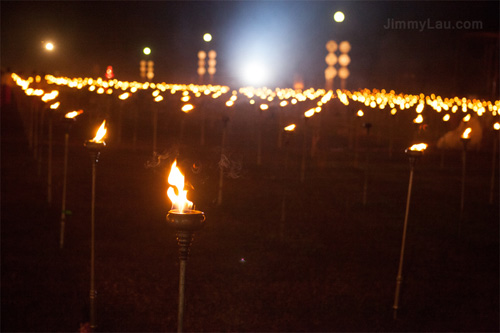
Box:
[1, 1, 499, 97]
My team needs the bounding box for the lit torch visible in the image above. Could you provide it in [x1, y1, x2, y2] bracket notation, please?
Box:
[165, 160, 205, 333]
[59, 110, 84, 249]
[393, 142, 427, 319]
[83, 119, 107, 330]
[490, 123, 500, 204]
[459, 127, 471, 223]
[280, 124, 296, 240]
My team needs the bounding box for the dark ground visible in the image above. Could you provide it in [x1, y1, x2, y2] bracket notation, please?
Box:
[2, 87, 499, 332]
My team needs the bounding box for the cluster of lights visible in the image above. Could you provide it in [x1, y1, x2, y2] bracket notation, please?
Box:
[11, 73, 500, 133]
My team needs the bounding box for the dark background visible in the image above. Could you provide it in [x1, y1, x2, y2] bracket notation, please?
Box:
[2, 1, 499, 97]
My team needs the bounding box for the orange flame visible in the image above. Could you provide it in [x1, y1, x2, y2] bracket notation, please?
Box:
[409, 143, 428, 152]
[91, 120, 107, 143]
[462, 127, 471, 139]
[284, 124, 296, 131]
[167, 160, 193, 213]
[181, 104, 194, 113]
[65, 110, 83, 119]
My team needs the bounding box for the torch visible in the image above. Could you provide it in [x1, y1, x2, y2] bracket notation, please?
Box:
[393, 142, 427, 320]
[362, 122, 372, 206]
[47, 101, 60, 205]
[59, 110, 83, 249]
[166, 160, 205, 333]
[300, 108, 315, 183]
[459, 127, 471, 225]
[83, 120, 107, 330]
[217, 115, 230, 206]
[489, 122, 500, 205]
[280, 124, 295, 241]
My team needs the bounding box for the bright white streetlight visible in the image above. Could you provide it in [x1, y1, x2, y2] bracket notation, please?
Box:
[45, 42, 55, 51]
[241, 61, 270, 87]
[333, 11, 345, 23]
[143, 47, 151, 55]
[203, 33, 212, 42]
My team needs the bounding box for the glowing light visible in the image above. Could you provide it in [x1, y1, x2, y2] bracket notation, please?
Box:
[118, 92, 130, 100]
[203, 33, 212, 42]
[304, 108, 315, 118]
[65, 110, 83, 119]
[462, 127, 472, 139]
[413, 114, 423, 124]
[143, 47, 151, 55]
[443, 114, 450, 121]
[494, 122, 500, 130]
[357, 110, 364, 117]
[45, 42, 54, 51]
[463, 114, 471, 122]
[260, 104, 269, 111]
[241, 62, 269, 86]
[333, 11, 345, 23]
[181, 104, 194, 113]
[167, 160, 193, 213]
[91, 120, 107, 143]
[409, 143, 428, 151]
[49, 101, 60, 109]
[284, 124, 296, 131]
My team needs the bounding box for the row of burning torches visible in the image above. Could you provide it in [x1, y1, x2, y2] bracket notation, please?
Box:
[12, 73, 500, 132]
[9, 72, 500, 331]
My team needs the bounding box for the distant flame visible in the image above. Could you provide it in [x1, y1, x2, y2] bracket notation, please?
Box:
[409, 143, 428, 152]
[493, 122, 499, 131]
[181, 104, 194, 113]
[65, 110, 83, 119]
[284, 124, 296, 131]
[91, 120, 107, 143]
[462, 127, 472, 139]
[167, 160, 193, 213]
[304, 108, 315, 118]
[50, 101, 60, 109]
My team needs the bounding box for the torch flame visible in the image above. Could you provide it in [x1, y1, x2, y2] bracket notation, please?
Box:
[91, 120, 107, 143]
[65, 110, 83, 119]
[409, 143, 428, 151]
[284, 124, 296, 131]
[181, 104, 194, 113]
[462, 127, 471, 139]
[167, 160, 193, 213]
[304, 108, 315, 118]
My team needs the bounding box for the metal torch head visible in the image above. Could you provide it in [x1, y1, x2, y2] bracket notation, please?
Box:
[166, 210, 206, 232]
[460, 137, 471, 149]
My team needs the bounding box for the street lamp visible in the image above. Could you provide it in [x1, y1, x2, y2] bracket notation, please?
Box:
[333, 11, 345, 23]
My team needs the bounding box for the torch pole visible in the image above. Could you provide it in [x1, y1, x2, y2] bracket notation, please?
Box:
[47, 112, 53, 205]
[84, 140, 105, 331]
[177, 258, 187, 333]
[167, 211, 205, 333]
[393, 151, 419, 320]
[489, 134, 498, 205]
[280, 131, 291, 241]
[362, 123, 372, 206]
[459, 138, 470, 227]
[60, 131, 69, 249]
[257, 109, 262, 166]
[217, 116, 229, 206]
[153, 105, 158, 154]
[89, 153, 97, 330]
[300, 119, 309, 183]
